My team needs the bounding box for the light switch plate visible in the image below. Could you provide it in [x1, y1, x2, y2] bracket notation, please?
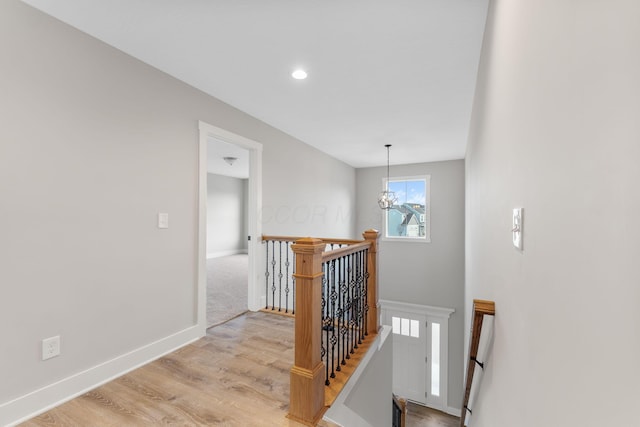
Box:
[512, 208, 523, 250]
[158, 213, 169, 229]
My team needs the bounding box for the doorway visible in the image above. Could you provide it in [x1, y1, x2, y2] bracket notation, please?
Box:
[380, 299, 455, 414]
[197, 121, 263, 334]
[205, 139, 249, 327]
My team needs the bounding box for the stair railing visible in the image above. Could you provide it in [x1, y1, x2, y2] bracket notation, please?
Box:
[261, 236, 363, 315]
[281, 229, 380, 425]
[460, 299, 495, 426]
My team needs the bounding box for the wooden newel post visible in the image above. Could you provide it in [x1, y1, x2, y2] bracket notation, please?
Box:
[363, 229, 381, 335]
[289, 238, 326, 425]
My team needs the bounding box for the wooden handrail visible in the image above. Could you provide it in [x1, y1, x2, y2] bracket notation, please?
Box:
[460, 299, 495, 427]
[321, 241, 370, 263]
[262, 234, 364, 246]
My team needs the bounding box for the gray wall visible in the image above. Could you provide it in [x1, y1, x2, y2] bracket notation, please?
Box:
[356, 159, 465, 410]
[0, 0, 355, 421]
[325, 328, 393, 427]
[262, 142, 356, 238]
[465, 0, 640, 425]
[206, 173, 247, 257]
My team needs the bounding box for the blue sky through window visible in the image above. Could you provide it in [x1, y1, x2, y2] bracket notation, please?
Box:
[388, 179, 426, 205]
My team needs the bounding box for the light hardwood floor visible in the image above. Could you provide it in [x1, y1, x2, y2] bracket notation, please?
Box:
[21, 313, 296, 427]
[20, 312, 459, 427]
[406, 402, 460, 427]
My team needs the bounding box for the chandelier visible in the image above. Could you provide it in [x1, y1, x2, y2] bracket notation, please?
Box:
[377, 144, 398, 210]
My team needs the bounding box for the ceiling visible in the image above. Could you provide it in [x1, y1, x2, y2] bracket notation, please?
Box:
[208, 138, 250, 179]
[21, 0, 489, 168]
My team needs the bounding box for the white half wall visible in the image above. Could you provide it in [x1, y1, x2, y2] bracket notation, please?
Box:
[465, 0, 640, 425]
[324, 326, 393, 427]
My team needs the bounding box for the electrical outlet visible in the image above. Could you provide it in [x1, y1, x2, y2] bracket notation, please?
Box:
[42, 336, 60, 360]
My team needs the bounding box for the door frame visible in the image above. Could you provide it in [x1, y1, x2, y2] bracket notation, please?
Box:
[380, 299, 455, 414]
[197, 121, 263, 335]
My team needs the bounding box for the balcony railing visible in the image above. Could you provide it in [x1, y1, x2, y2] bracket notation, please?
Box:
[264, 230, 380, 425]
[261, 236, 362, 315]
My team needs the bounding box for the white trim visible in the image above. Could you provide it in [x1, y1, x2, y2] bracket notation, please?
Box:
[379, 299, 454, 319]
[198, 121, 263, 322]
[379, 299, 454, 414]
[0, 326, 201, 427]
[446, 405, 462, 417]
[206, 249, 248, 259]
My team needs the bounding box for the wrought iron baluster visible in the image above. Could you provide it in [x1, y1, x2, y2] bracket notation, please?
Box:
[364, 248, 370, 336]
[337, 256, 346, 368]
[271, 241, 277, 310]
[329, 259, 338, 379]
[350, 253, 357, 354]
[278, 241, 283, 311]
[322, 262, 330, 385]
[361, 250, 365, 343]
[284, 241, 290, 313]
[264, 240, 270, 309]
[343, 256, 350, 364]
[358, 251, 363, 343]
[292, 245, 296, 315]
[343, 255, 352, 361]
[356, 250, 363, 345]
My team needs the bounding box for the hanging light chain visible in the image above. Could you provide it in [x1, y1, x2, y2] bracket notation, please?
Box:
[378, 144, 398, 210]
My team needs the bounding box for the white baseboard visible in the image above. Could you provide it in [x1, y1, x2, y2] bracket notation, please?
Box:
[446, 406, 461, 417]
[206, 249, 248, 259]
[0, 325, 203, 427]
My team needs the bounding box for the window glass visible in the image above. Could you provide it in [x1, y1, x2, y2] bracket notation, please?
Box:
[384, 176, 430, 241]
[410, 320, 420, 338]
[392, 316, 401, 334]
[431, 322, 441, 396]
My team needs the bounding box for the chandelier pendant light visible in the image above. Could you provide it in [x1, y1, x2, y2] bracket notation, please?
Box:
[378, 144, 398, 210]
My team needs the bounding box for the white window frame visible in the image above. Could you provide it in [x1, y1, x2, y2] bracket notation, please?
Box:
[382, 175, 431, 243]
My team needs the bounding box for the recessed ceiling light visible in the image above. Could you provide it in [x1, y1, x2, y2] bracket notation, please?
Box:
[291, 69, 307, 80]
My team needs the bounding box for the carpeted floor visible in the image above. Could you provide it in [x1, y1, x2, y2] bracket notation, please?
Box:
[207, 254, 248, 328]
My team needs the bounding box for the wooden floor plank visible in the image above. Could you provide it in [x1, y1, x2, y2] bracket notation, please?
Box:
[20, 312, 295, 427]
[19, 312, 457, 427]
[406, 402, 460, 427]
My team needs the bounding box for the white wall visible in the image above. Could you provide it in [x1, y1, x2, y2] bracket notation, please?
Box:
[0, 1, 355, 423]
[324, 327, 393, 427]
[356, 160, 465, 411]
[206, 174, 247, 257]
[465, 0, 640, 425]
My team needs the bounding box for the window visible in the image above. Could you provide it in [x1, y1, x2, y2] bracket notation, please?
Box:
[383, 175, 431, 242]
[430, 322, 441, 396]
[392, 316, 420, 338]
